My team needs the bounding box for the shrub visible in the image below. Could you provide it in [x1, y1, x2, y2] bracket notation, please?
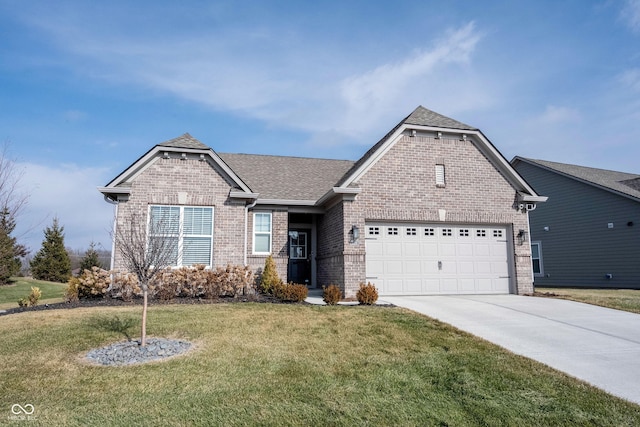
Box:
[322, 284, 341, 305]
[260, 255, 281, 295]
[17, 286, 42, 307]
[109, 271, 141, 301]
[65, 277, 80, 302]
[75, 267, 111, 299]
[274, 282, 308, 302]
[356, 282, 378, 305]
[208, 264, 255, 298]
[28, 286, 42, 306]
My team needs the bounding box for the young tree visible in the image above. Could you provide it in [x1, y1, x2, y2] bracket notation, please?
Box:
[79, 241, 103, 272]
[113, 211, 178, 347]
[30, 218, 72, 282]
[0, 208, 27, 283]
[0, 143, 29, 284]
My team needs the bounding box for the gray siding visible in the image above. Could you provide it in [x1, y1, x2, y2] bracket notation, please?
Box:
[514, 162, 640, 288]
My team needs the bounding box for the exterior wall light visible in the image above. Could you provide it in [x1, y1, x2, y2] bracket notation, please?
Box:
[351, 225, 360, 243]
[517, 229, 528, 246]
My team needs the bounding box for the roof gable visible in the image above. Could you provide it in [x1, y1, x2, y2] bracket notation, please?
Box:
[336, 106, 545, 202]
[512, 157, 640, 202]
[99, 134, 253, 200]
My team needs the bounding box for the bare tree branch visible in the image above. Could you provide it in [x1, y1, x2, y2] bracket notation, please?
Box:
[111, 210, 180, 346]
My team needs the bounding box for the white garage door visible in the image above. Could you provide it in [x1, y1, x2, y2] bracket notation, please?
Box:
[365, 223, 511, 295]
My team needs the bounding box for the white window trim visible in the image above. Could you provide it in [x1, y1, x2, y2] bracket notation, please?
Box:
[148, 205, 214, 267]
[253, 212, 272, 255]
[531, 241, 544, 277]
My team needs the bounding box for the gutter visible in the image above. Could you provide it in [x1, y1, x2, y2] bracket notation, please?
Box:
[244, 197, 259, 266]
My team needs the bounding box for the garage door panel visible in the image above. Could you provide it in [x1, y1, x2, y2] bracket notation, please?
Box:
[384, 242, 402, 256]
[366, 222, 511, 296]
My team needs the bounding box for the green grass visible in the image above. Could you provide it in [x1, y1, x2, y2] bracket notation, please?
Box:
[0, 277, 67, 309]
[1, 304, 639, 426]
[536, 287, 640, 314]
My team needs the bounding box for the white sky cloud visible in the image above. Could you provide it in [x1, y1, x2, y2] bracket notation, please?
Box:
[15, 162, 114, 253]
[2, 1, 640, 251]
[621, 0, 640, 33]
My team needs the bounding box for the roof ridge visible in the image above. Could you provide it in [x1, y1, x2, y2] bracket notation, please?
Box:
[218, 152, 353, 163]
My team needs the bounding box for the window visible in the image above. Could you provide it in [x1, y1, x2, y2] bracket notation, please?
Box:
[442, 228, 452, 236]
[476, 229, 486, 237]
[531, 242, 544, 277]
[424, 228, 435, 236]
[149, 205, 213, 267]
[289, 232, 307, 259]
[435, 164, 446, 186]
[493, 229, 503, 238]
[406, 227, 417, 236]
[387, 227, 399, 235]
[253, 212, 272, 254]
[368, 226, 380, 236]
[459, 229, 469, 237]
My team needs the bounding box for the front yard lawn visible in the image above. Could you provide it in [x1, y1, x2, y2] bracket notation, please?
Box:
[535, 287, 640, 314]
[1, 304, 639, 426]
[0, 277, 67, 309]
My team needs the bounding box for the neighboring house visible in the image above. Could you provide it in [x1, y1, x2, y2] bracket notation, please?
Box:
[99, 106, 546, 297]
[512, 157, 640, 289]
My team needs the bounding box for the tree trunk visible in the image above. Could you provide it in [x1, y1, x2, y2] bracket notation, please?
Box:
[141, 286, 148, 347]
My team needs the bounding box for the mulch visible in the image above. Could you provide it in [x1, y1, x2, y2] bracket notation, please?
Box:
[0, 293, 297, 316]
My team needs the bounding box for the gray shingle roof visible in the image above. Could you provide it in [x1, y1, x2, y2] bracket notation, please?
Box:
[218, 153, 354, 200]
[520, 158, 640, 201]
[404, 105, 477, 130]
[158, 133, 209, 150]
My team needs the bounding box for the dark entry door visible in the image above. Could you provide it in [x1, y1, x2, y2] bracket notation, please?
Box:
[288, 230, 311, 285]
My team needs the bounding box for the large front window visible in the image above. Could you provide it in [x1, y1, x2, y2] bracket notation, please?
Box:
[149, 205, 214, 267]
[253, 212, 272, 254]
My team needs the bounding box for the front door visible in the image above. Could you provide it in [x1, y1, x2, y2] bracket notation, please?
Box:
[288, 230, 311, 285]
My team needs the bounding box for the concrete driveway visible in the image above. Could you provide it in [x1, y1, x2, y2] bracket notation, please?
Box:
[380, 294, 640, 405]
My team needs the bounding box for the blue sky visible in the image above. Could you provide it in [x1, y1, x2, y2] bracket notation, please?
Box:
[1, 0, 640, 253]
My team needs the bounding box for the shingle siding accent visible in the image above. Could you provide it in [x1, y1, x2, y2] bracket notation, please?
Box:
[113, 157, 245, 271]
[339, 134, 533, 297]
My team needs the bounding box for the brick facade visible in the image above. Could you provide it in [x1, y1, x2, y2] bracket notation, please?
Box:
[328, 133, 533, 297]
[108, 124, 536, 299]
[113, 156, 246, 270]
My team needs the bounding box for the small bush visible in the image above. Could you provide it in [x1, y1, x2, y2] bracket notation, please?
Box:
[109, 271, 141, 301]
[28, 286, 42, 306]
[75, 267, 111, 299]
[17, 286, 42, 307]
[65, 277, 80, 302]
[260, 255, 281, 295]
[274, 282, 308, 302]
[356, 282, 378, 305]
[209, 264, 255, 298]
[322, 284, 341, 305]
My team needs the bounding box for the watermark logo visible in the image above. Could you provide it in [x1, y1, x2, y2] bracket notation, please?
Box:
[8, 404, 36, 421]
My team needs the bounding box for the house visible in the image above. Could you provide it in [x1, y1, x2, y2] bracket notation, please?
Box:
[512, 157, 640, 289]
[99, 106, 546, 297]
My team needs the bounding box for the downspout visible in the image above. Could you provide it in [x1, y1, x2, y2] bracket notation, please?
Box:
[103, 195, 118, 271]
[244, 198, 258, 266]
